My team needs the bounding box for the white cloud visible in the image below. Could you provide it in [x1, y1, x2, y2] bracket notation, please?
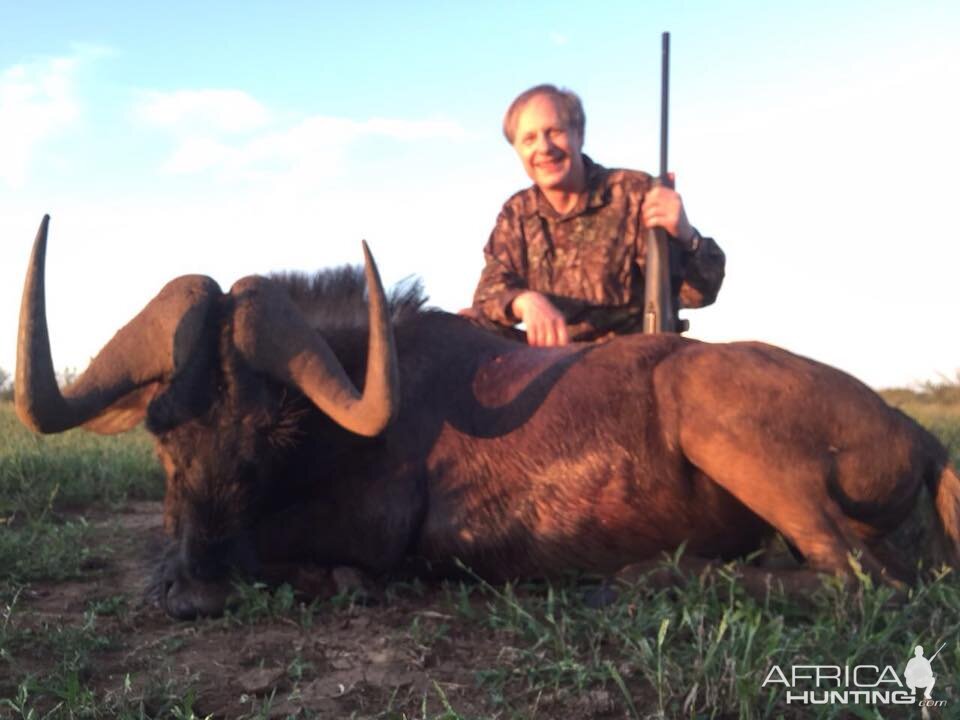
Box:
[134, 88, 271, 134]
[0, 56, 80, 188]
[549, 31, 569, 46]
[155, 114, 355, 179]
[136, 88, 469, 182]
[163, 136, 237, 174]
[360, 116, 466, 140]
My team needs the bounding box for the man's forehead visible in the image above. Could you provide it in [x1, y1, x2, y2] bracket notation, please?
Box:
[516, 94, 565, 129]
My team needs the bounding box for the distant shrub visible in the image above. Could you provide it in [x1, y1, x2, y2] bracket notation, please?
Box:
[881, 371, 960, 432]
[0, 366, 83, 403]
[0, 367, 10, 402]
[881, 370, 960, 405]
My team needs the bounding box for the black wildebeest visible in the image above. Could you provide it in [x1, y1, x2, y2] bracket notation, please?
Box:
[15, 216, 960, 619]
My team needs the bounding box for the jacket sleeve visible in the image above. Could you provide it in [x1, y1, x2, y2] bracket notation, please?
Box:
[471, 204, 529, 325]
[677, 234, 725, 308]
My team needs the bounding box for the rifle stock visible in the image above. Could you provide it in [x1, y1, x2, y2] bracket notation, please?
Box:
[643, 224, 675, 333]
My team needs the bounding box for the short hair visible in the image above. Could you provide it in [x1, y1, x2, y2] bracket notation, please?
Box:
[502, 84, 586, 145]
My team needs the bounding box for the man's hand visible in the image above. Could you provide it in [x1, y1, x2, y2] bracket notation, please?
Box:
[642, 174, 696, 250]
[511, 291, 569, 347]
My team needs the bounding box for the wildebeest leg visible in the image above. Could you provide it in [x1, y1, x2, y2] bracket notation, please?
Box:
[862, 538, 916, 584]
[254, 484, 420, 574]
[679, 439, 891, 583]
[258, 563, 376, 602]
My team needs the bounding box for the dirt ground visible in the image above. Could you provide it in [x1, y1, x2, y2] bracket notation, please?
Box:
[4, 502, 643, 719]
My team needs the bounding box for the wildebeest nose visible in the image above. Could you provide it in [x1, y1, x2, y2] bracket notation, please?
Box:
[164, 576, 232, 620]
[165, 578, 200, 621]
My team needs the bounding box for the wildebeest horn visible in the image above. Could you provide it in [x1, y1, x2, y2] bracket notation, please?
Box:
[231, 241, 399, 437]
[16, 215, 222, 434]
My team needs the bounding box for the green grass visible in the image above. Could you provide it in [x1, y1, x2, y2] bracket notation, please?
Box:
[0, 403, 168, 717]
[0, 519, 95, 586]
[0, 403, 162, 590]
[449, 566, 960, 718]
[144, 557, 960, 718]
[0, 404, 163, 519]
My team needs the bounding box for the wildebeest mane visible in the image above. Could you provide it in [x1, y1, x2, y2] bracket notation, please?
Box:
[268, 265, 429, 333]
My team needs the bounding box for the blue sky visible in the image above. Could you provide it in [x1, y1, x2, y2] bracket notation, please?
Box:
[1, 1, 957, 389]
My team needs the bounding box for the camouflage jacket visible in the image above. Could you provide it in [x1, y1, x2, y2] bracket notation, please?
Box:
[471, 156, 725, 340]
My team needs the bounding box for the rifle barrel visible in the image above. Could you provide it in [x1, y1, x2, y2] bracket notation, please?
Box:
[643, 31, 675, 335]
[928, 642, 948, 662]
[660, 31, 670, 179]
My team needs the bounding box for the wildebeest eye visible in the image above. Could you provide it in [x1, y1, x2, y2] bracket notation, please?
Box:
[147, 379, 217, 433]
[266, 402, 309, 449]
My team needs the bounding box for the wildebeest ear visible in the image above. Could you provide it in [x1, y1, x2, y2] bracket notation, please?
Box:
[81, 383, 161, 434]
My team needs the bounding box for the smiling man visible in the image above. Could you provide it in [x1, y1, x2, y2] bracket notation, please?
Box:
[470, 84, 726, 346]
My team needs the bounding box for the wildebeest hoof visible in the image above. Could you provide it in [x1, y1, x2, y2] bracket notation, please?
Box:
[331, 566, 377, 605]
[282, 564, 379, 604]
[583, 582, 620, 609]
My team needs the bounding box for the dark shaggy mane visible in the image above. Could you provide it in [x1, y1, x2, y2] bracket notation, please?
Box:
[268, 265, 430, 333]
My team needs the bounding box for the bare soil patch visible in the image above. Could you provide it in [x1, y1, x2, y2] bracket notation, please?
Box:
[3, 502, 636, 719]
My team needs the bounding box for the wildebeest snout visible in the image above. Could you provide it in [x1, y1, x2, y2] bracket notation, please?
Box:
[159, 531, 258, 620]
[163, 571, 234, 620]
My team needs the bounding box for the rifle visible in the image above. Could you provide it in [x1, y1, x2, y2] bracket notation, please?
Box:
[928, 642, 947, 663]
[643, 32, 685, 334]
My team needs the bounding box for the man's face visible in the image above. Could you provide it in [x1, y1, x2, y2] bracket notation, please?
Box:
[512, 94, 584, 192]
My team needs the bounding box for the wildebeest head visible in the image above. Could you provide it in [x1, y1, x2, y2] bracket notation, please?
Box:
[15, 216, 400, 618]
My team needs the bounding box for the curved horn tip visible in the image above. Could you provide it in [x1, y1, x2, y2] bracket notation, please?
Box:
[36, 214, 50, 241]
[359, 240, 385, 285]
